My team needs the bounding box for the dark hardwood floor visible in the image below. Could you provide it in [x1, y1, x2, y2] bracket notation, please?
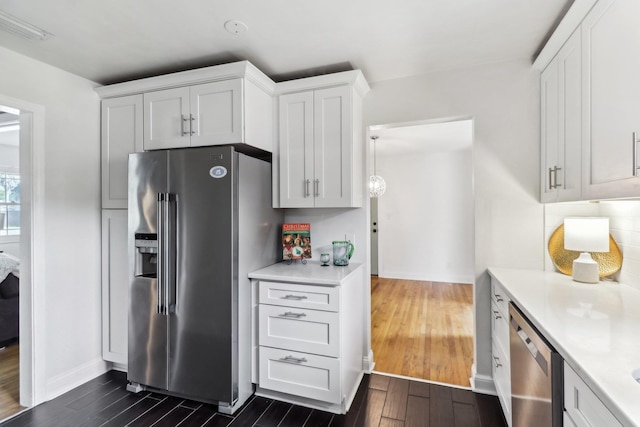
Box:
[0, 370, 507, 427]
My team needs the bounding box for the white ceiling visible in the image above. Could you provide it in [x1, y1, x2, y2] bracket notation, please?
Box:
[0, 0, 572, 85]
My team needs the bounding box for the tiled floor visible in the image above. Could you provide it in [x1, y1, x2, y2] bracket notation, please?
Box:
[0, 370, 507, 427]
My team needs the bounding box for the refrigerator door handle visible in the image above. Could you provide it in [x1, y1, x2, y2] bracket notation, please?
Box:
[157, 193, 165, 315]
[165, 193, 177, 314]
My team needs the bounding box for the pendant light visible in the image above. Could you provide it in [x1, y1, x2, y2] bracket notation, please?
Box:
[369, 135, 386, 197]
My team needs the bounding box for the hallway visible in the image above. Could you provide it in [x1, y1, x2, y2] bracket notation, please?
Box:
[371, 277, 474, 386]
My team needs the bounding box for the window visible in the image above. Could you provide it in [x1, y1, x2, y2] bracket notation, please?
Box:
[0, 172, 20, 237]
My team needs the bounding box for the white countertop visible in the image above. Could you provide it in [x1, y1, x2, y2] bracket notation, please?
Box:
[249, 261, 363, 286]
[488, 268, 640, 427]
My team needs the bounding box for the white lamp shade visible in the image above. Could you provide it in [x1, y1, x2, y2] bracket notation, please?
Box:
[564, 217, 610, 252]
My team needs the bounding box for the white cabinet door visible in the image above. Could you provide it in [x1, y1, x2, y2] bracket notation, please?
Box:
[313, 86, 353, 208]
[278, 86, 361, 208]
[101, 210, 129, 365]
[540, 29, 581, 203]
[190, 79, 243, 147]
[541, 57, 560, 203]
[279, 91, 314, 208]
[101, 95, 143, 209]
[144, 87, 190, 150]
[144, 80, 245, 150]
[564, 362, 622, 427]
[557, 30, 582, 202]
[582, 0, 640, 199]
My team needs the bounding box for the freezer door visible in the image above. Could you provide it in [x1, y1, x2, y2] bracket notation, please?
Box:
[127, 151, 170, 390]
[168, 146, 237, 403]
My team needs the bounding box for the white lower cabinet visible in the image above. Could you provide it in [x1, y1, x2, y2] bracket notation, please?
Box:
[259, 347, 341, 404]
[250, 263, 364, 414]
[564, 362, 622, 427]
[259, 304, 339, 357]
[101, 209, 129, 365]
[490, 278, 511, 426]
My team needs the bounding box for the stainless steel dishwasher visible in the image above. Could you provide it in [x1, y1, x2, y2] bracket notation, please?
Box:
[509, 303, 563, 427]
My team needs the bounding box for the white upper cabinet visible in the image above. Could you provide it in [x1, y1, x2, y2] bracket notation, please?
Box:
[144, 80, 243, 150]
[101, 95, 143, 209]
[540, 29, 582, 203]
[276, 71, 369, 209]
[536, 0, 640, 202]
[96, 61, 276, 155]
[581, 0, 640, 199]
[279, 91, 315, 208]
[313, 86, 355, 208]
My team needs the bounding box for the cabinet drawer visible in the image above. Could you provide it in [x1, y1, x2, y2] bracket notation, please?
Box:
[492, 339, 511, 423]
[491, 278, 509, 316]
[259, 346, 341, 404]
[491, 300, 509, 356]
[564, 362, 622, 427]
[259, 304, 339, 357]
[259, 281, 339, 312]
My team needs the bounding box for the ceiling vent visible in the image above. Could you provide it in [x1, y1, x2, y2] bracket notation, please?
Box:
[0, 10, 53, 41]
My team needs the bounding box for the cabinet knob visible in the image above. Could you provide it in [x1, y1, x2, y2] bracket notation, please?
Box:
[633, 132, 640, 177]
[181, 115, 190, 136]
[282, 294, 308, 301]
[280, 311, 307, 318]
[189, 114, 196, 136]
[493, 355, 502, 368]
[281, 355, 307, 364]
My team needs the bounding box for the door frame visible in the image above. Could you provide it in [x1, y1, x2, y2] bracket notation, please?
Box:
[365, 116, 476, 381]
[0, 93, 47, 408]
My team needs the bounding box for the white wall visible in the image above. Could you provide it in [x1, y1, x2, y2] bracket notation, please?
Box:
[0, 46, 104, 399]
[364, 59, 543, 391]
[377, 146, 474, 283]
[545, 201, 640, 292]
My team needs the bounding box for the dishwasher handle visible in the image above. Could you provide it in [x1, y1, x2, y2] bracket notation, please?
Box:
[510, 313, 550, 376]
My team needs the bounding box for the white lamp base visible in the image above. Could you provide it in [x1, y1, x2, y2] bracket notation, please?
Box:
[572, 252, 600, 284]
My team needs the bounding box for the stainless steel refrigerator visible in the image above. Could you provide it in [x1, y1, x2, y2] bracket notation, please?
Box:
[127, 146, 282, 414]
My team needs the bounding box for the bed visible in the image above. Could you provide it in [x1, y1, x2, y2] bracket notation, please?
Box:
[0, 253, 19, 346]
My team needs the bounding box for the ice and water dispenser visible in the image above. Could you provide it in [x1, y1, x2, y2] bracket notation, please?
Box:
[134, 233, 158, 277]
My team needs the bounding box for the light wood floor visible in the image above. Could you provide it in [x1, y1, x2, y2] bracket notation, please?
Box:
[371, 276, 474, 387]
[0, 343, 22, 421]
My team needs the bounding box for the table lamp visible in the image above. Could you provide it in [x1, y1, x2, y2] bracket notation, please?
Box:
[563, 217, 610, 283]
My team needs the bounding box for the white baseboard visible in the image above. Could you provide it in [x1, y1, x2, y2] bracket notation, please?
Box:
[471, 372, 497, 396]
[109, 361, 128, 372]
[363, 349, 375, 373]
[379, 271, 474, 284]
[46, 358, 109, 401]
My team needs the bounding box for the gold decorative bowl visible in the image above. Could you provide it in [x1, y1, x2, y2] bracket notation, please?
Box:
[548, 224, 623, 277]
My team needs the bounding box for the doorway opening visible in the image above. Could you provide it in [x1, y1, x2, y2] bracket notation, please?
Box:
[0, 94, 46, 422]
[0, 104, 22, 419]
[368, 117, 475, 387]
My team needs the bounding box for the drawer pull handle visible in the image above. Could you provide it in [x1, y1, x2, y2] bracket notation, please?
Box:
[493, 355, 502, 368]
[281, 355, 308, 364]
[493, 310, 502, 319]
[281, 312, 307, 318]
[282, 294, 308, 301]
[494, 294, 504, 302]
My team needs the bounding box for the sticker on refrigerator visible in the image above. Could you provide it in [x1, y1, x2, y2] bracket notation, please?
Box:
[209, 166, 227, 178]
